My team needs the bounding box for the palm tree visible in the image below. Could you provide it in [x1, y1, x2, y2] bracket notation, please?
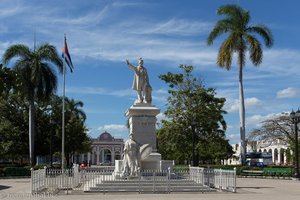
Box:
[64, 97, 87, 166]
[207, 4, 273, 165]
[2, 43, 63, 166]
[65, 97, 86, 121]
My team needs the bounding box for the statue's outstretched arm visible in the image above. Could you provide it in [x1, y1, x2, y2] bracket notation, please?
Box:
[126, 59, 135, 70]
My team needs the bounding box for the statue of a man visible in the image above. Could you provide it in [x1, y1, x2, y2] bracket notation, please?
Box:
[121, 133, 141, 177]
[126, 58, 152, 103]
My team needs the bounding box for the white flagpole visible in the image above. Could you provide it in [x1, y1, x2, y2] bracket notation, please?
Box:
[62, 35, 66, 171]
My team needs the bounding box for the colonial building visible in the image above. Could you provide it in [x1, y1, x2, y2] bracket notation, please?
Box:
[226, 139, 291, 165]
[75, 131, 124, 166]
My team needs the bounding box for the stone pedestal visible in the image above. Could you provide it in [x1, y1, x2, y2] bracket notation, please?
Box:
[125, 102, 162, 170]
[141, 152, 162, 170]
[113, 160, 123, 178]
[125, 102, 160, 152]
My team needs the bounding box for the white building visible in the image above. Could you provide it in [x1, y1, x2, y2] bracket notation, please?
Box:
[226, 139, 291, 165]
[74, 131, 124, 166]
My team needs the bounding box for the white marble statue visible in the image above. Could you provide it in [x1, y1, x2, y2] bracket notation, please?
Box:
[121, 133, 141, 177]
[126, 58, 152, 103]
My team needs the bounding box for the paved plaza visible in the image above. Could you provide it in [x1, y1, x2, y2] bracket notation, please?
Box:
[0, 177, 300, 200]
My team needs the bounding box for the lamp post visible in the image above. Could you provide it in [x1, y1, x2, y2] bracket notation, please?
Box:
[290, 109, 300, 180]
[191, 121, 197, 167]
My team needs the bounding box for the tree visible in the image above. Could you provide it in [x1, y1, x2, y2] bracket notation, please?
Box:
[63, 97, 90, 166]
[0, 64, 17, 95]
[2, 43, 63, 166]
[0, 93, 28, 163]
[248, 113, 294, 146]
[248, 113, 299, 164]
[158, 65, 232, 165]
[64, 98, 87, 121]
[0, 88, 91, 166]
[47, 95, 91, 166]
[64, 118, 91, 166]
[207, 4, 273, 165]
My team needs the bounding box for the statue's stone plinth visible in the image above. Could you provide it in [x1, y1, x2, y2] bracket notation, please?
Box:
[113, 160, 123, 178]
[125, 103, 160, 152]
[125, 102, 162, 170]
[141, 152, 162, 170]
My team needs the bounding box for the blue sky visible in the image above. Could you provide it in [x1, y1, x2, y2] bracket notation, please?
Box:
[1, 0, 300, 144]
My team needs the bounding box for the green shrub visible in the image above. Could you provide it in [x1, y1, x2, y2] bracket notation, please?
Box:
[176, 164, 293, 177]
[0, 162, 19, 168]
[0, 168, 5, 176]
[3, 167, 31, 176]
[33, 165, 48, 170]
[263, 167, 292, 177]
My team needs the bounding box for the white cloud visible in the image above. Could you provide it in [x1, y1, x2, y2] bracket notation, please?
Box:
[225, 97, 263, 113]
[246, 97, 263, 107]
[2, 1, 300, 78]
[155, 89, 168, 94]
[226, 112, 288, 144]
[109, 88, 135, 97]
[130, 19, 213, 36]
[67, 86, 107, 95]
[227, 133, 240, 144]
[67, 86, 168, 103]
[246, 112, 287, 127]
[152, 95, 167, 103]
[51, 6, 109, 27]
[112, 2, 145, 7]
[0, 1, 218, 67]
[0, 1, 25, 18]
[260, 49, 300, 76]
[156, 113, 166, 123]
[67, 86, 135, 97]
[246, 115, 267, 127]
[227, 125, 233, 129]
[152, 89, 168, 103]
[276, 87, 298, 98]
[98, 124, 128, 133]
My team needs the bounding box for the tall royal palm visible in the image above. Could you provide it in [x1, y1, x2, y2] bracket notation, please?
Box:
[207, 5, 273, 165]
[2, 43, 63, 166]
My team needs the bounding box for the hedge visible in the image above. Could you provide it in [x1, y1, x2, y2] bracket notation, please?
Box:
[2, 167, 31, 176]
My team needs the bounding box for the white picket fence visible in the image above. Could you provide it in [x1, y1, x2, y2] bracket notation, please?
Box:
[31, 166, 236, 194]
[31, 165, 83, 194]
[189, 167, 236, 192]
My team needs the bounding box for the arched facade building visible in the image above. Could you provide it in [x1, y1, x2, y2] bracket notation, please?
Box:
[226, 139, 291, 165]
[256, 139, 291, 165]
[74, 131, 124, 166]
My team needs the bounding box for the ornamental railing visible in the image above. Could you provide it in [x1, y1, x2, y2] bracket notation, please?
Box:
[31, 165, 236, 194]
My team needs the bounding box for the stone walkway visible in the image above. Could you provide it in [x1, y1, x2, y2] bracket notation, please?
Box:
[0, 177, 300, 200]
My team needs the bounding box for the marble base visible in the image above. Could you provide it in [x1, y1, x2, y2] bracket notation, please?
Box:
[114, 157, 174, 176]
[113, 160, 123, 179]
[125, 103, 160, 152]
[141, 152, 161, 170]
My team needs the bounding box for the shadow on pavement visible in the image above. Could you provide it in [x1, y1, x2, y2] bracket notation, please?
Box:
[237, 186, 273, 189]
[0, 185, 11, 191]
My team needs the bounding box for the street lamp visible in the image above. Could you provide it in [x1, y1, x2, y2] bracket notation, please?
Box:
[290, 109, 300, 180]
[191, 120, 197, 167]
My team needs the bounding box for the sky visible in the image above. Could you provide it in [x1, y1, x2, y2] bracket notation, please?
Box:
[1, 0, 300, 144]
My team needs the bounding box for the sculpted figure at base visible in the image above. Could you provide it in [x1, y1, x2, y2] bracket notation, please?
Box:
[126, 58, 152, 103]
[121, 133, 141, 177]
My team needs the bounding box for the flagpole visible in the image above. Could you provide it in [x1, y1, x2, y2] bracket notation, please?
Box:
[62, 35, 66, 171]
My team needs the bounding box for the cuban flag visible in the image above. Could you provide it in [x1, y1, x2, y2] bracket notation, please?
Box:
[62, 36, 74, 72]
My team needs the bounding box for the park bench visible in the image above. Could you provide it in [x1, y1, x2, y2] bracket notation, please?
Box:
[241, 170, 263, 176]
[263, 168, 292, 177]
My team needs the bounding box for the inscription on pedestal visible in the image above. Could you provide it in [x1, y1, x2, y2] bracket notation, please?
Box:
[125, 104, 160, 152]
